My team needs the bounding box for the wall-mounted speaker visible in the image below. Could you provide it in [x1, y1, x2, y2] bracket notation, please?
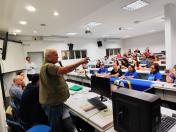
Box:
[68, 43, 74, 50]
[97, 41, 102, 47]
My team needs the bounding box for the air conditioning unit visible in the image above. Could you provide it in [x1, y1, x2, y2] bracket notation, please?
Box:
[42, 35, 68, 42]
[103, 38, 121, 43]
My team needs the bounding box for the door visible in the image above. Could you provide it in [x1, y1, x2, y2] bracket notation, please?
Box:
[27, 52, 44, 73]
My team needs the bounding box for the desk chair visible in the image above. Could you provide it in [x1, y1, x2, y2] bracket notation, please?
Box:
[26, 124, 51, 132]
[6, 119, 25, 132]
[10, 100, 21, 122]
[69, 111, 94, 132]
[7, 121, 50, 132]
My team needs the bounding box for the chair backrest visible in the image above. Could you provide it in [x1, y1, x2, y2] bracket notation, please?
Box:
[6, 119, 25, 132]
[10, 100, 21, 122]
[26, 124, 51, 132]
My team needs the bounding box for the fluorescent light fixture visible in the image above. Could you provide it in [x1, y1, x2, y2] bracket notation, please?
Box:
[25, 5, 36, 12]
[85, 22, 102, 28]
[103, 35, 110, 37]
[122, 0, 149, 11]
[33, 30, 37, 34]
[66, 32, 78, 36]
[19, 21, 27, 25]
[148, 30, 156, 33]
[14, 29, 21, 33]
[124, 35, 130, 38]
[13, 32, 17, 35]
[53, 11, 59, 16]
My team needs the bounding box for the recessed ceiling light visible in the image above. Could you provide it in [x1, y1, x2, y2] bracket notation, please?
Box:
[33, 31, 37, 34]
[85, 22, 102, 28]
[53, 11, 59, 16]
[25, 5, 36, 12]
[122, 0, 149, 11]
[19, 21, 27, 25]
[124, 35, 130, 38]
[66, 32, 78, 36]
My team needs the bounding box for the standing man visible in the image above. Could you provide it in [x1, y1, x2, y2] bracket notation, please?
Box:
[39, 49, 89, 132]
[25, 56, 37, 81]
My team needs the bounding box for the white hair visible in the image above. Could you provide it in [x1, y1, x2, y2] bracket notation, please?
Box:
[45, 49, 57, 62]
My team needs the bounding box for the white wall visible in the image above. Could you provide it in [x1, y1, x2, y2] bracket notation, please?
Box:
[122, 31, 165, 53]
[23, 37, 123, 65]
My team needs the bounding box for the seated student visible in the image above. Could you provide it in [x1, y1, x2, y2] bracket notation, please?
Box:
[20, 74, 48, 128]
[109, 63, 122, 78]
[9, 76, 24, 100]
[140, 54, 150, 68]
[95, 59, 101, 68]
[121, 58, 129, 69]
[147, 63, 162, 81]
[149, 55, 156, 67]
[16, 71, 26, 90]
[78, 64, 88, 74]
[165, 69, 176, 83]
[120, 65, 139, 79]
[96, 63, 108, 77]
[173, 65, 176, 72]
[117, 53, 123, 59]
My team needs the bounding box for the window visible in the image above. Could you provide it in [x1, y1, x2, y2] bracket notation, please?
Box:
[61, 50, 87, 60]
[69, 50, 74, 59]
[75, 50, 81, 59]
[61, 51, 68, 60]
[106, 48, 121, 56]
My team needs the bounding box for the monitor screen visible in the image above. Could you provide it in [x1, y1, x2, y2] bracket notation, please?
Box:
[91, 76, 111, 100]
[112, 88, 161, 132]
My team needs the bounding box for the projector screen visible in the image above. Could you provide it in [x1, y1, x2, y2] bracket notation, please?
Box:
[1, 41, 25, 73]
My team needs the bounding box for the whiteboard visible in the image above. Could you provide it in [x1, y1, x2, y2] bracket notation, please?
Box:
[1, 41, 26, 73]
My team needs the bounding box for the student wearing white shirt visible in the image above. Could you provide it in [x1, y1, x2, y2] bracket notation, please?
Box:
[25, 56, 37, 81]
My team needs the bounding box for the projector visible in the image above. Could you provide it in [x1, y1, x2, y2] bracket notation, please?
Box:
[85, 30, 92, 34]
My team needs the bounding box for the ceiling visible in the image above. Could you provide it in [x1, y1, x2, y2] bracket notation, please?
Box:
[0, 0, 176, 39]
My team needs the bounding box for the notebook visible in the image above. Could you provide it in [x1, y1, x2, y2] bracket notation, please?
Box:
[69, 85, 83, 91]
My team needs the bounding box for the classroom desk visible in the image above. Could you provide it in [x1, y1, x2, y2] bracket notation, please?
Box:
[65, 82, 176, 132]
[111, 78, 176, 103]
[64, 72, 91, 85]
[106, 107, 176, 132]
[151, 82, 176, 103]
[65, 83, 113, 132]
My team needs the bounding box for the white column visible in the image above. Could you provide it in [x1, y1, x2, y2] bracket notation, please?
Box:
[164, 4, 176, 68]
[0, 84, 7, 132]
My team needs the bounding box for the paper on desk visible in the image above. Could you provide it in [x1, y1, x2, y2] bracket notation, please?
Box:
[80, 103, 95, 112]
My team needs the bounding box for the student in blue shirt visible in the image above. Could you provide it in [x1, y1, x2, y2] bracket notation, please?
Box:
[96, 63, 108, 77]
[147, 63, 162, 81]
[140, 54, 150, 68]
[165, 69, 176, 83]
[97, 63, 108, 73]
[120, 65, 139, 79]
